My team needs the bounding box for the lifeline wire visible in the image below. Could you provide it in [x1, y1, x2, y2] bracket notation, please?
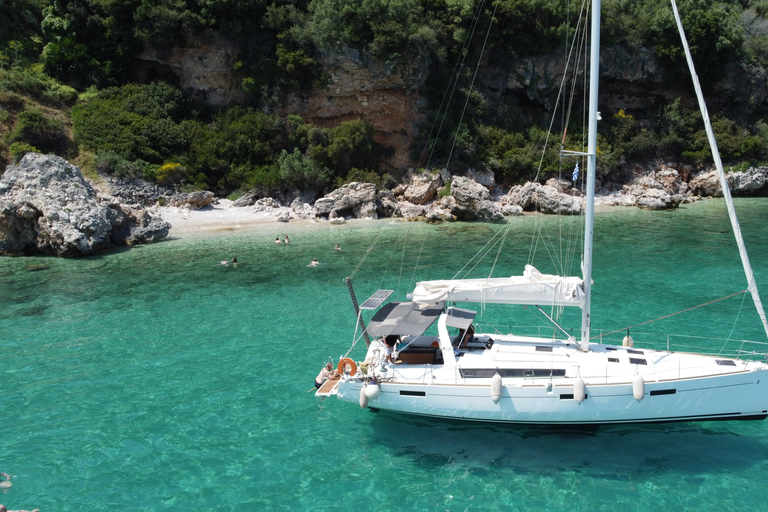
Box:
[592, 290, 748, 340]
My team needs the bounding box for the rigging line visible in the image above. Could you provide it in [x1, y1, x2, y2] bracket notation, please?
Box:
[718, 291, 749, 356]
[591, 290, 749, 340]
[420, 0, 487, 170]
[532, 0, 588, 184]
[350, 230, 384, 278]
[452, 226, 507, 280]
[488, 220, 514, 278]
[444, 0, 500, 171]
[561, 3, 588, 155]
[396, 223, 409, 299]
[407, 225, 429, 295]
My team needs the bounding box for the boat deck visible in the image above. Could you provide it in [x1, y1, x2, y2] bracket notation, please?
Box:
[315, 378, 340, 397]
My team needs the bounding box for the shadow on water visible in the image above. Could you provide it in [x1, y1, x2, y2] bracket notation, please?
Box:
[367, 411, 768, 478]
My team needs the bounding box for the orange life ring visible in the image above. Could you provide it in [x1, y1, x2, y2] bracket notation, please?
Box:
[338, 358, 357, 376]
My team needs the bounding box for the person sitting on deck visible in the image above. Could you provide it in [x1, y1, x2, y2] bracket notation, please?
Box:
[457, 324, 475, 349]
[383, 335, 401, 363]
[314, 362, 337, 389]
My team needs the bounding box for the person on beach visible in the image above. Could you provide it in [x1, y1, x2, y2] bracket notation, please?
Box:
[335, 244, 341, 251]
[314, 362, 337, 389]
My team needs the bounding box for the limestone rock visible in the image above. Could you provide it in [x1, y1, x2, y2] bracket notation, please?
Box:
[253, 197, 282, 212]
[290, 198, 316, 219]
[354, 201, 378, 219]
[397, 201, 427, 220]
[108, 204, 172, 244]
[689, 167, 768, 197]
[403, 172, 441, 205]
[135, 29, 245, 107]
[0, 153, 169, 257]
[468, 168, 496, 190]
[169, 190, 215, 209]
[97, 176, 174, 207]
[314, 182, 377, 216]
[502, 182, 582, 214]
[376, 190, 400, 218]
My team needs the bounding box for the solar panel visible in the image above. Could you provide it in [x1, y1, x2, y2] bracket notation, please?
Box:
[360, 289, 394, 310]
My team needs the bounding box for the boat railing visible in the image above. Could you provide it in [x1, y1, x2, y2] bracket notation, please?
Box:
[474, 324, 768, 361]
[591, 330, 768, 361]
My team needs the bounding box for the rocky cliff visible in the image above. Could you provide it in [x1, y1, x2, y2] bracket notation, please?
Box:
[134, 29, 767, 175]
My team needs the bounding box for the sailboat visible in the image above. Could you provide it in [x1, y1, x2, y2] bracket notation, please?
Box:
[314, 0, 768, 424]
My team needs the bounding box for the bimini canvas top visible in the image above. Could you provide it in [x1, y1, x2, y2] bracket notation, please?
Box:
[444, 307, 476, 329]
[409, 265, 585, 307]
[367, 301, 443, 337]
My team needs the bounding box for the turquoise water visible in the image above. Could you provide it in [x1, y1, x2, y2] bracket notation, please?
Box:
[2, 199, 768, 511]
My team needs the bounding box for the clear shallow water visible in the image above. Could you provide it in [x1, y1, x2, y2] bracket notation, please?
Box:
[2, 199, 768, 511]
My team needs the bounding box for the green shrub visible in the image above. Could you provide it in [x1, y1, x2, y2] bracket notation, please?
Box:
[8, 141, 38, 162]
[73, 83, 191, 164]
[338, 167, 382, 188]
[278, 148, 331, 192]
[6, 107, 68, 154]
[438, 178, 452, 198]
[95, 150, 147, 179]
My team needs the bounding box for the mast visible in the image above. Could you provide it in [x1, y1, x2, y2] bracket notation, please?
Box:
[579, 0, 601, 351]
[670, 0, 768, 339]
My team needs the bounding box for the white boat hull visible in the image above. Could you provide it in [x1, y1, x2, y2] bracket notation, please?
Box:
[337, 372, 768, 424]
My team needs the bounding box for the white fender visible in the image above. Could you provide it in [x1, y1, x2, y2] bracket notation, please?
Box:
[574, 377, 586, 402]
[490, 372, 502, 404]
[365, 382, 381, 399]
[633, 374, 645, 400]
[359, 385, 369, 409]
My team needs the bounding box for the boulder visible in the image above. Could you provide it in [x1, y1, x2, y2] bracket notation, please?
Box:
[169, 190, 215, 209]
[403, 172, 441, 205]
[397, 201, 427, 220]
[108, 203, 172, 244]
[376, 190, 400, 218]
[689, 167, 768, 197]
[502, 182, 581, 214]
[0, 153, 169, 257]
[290, 198, 315, 219]
[314, 182, 377, 216]
[233, 190, 261, 207]
[467, 168, 496, 190]
[253, 197, 282, 212]
[353, 201, 378, 219]
[448, 176, 504, 220]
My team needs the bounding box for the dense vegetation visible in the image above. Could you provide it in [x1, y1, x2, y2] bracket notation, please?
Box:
[3, 0, 768, 196]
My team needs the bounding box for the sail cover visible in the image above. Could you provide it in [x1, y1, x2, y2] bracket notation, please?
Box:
[409, 265, 585, 307]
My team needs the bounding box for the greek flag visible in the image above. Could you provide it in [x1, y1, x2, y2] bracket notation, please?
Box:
[572, 161, 579, 181]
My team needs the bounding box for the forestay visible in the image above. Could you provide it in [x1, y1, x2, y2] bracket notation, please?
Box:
[409, 265, 585, 307]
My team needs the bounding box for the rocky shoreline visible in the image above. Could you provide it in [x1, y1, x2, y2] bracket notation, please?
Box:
[2, 153, 768, 257]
